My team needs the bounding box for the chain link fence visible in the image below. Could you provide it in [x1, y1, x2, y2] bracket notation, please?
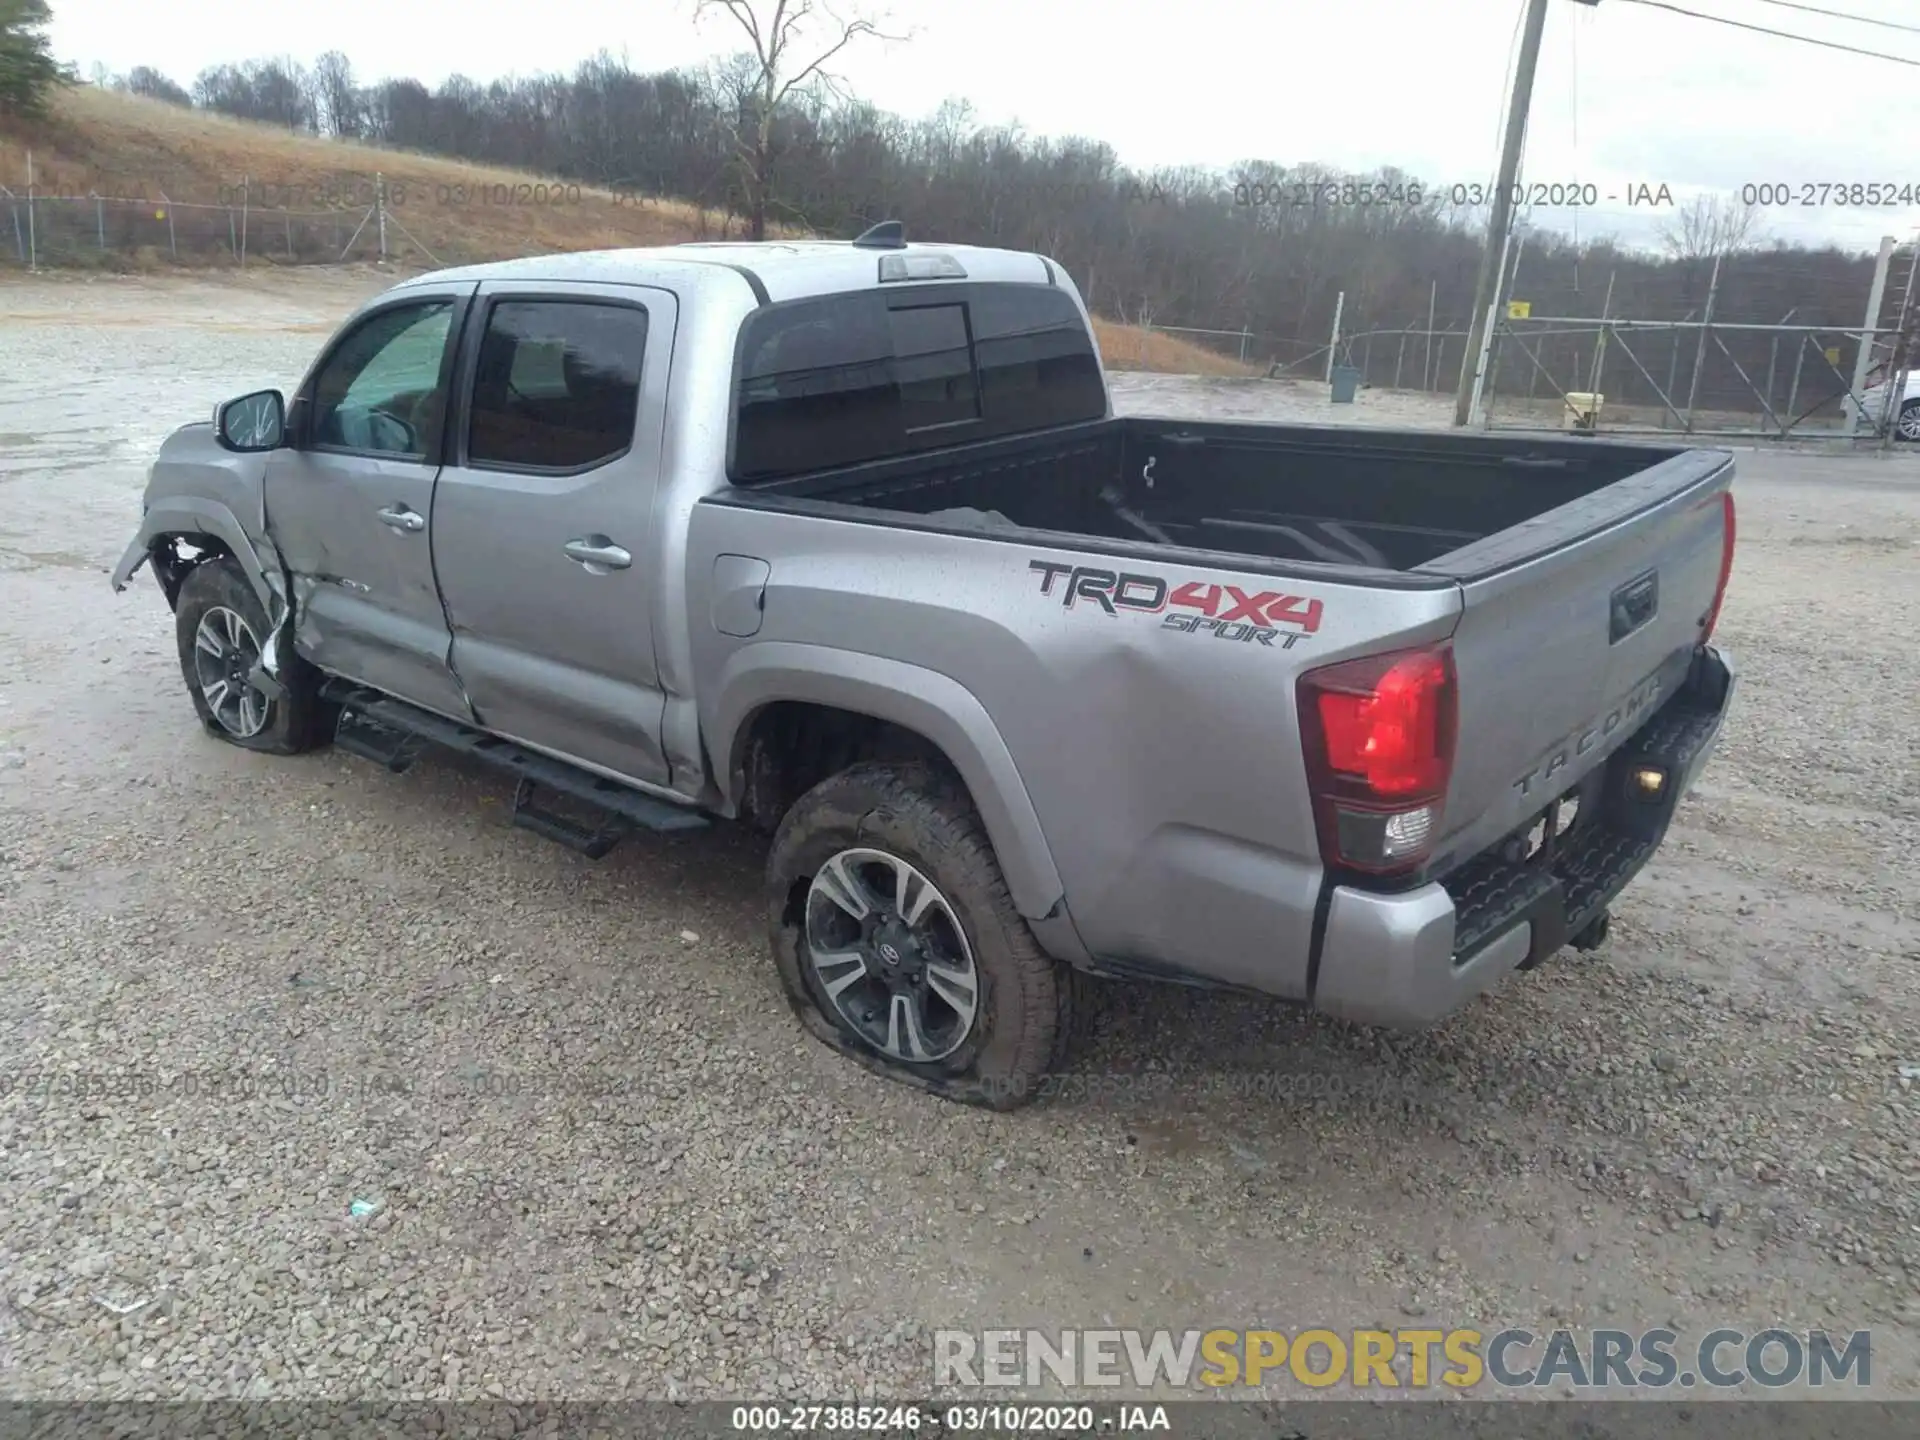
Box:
[1480, 317, 1909, 438]
[1138, 321, 1473, 393]
[1476, 244, 1916, 439]
[1, 173, 437, 270]
[1123, 242, 1916, 442]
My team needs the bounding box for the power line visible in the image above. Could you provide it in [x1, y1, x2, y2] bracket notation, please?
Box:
[1613, 0, 1920, 63]
[1751, 0, 1920, 38]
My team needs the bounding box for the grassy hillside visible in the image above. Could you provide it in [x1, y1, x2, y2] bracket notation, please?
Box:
[1, 86, 1256, 377]
[1, 84, 733, 258]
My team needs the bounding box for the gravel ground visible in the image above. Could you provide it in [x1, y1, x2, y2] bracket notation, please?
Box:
[1, 269, 1917, 1404]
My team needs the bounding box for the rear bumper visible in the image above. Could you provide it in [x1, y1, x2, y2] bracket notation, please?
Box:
[1312, 644, 1737, 1029]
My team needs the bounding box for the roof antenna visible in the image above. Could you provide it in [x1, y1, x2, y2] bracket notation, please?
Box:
[852, 220, 907, 250]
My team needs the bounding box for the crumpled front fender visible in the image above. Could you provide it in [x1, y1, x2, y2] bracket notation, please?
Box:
[109, 535, 153, 592]
[108, 497, 276, 613]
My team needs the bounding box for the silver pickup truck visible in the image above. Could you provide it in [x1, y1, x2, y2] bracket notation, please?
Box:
[112, 226, 1738, 1108]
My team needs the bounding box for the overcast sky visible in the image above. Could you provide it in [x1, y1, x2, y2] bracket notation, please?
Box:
[46, 0, 1920, 255]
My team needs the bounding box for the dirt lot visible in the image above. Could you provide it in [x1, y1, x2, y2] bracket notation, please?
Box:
[2, 269, 1917, 1404]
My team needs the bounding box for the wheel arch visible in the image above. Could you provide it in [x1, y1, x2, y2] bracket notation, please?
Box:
[111, 499, 277, 614]
[708, 643, 1066, 921]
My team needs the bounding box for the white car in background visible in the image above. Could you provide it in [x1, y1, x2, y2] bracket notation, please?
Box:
[1845, 367, 1920, 440]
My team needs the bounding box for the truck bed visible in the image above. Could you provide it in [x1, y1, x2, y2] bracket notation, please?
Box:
[728, 416, 1699, 578]
[704, 409, 1735, 918]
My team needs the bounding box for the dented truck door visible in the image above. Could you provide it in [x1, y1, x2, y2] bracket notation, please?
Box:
[262, 282, 478, 721]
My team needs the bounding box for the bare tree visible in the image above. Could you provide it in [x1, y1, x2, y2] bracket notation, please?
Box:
[194, 57, 316, 130]
[312, 50, 362, 139]
[121, 64, 192, 106]
[694, 0, 902, 239]
[1659, 193, 1763, 261]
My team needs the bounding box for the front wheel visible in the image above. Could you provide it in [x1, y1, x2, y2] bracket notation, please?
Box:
[766, 762, 1075, 1110]
[1896, 398, 1920, 442]
[173, 556, 331, 755]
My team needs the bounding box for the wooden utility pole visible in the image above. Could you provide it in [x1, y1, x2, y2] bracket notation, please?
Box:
[1847, 235, 1896, 438]
[1454, 0, 1599, 425]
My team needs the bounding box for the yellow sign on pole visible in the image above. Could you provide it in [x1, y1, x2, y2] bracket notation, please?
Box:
[1824, 346, 1840, 365]
[1507, 300, 1532, 320]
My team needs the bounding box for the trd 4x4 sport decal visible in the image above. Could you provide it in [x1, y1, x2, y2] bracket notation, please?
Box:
[1028, 559, 1323, 650]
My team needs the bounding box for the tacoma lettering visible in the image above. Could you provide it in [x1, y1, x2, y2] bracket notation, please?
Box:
[1513, 675, 1663, 798]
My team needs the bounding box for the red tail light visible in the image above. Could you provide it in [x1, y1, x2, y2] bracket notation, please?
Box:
[1297, 642, 1458, 875]
[1699, 490, 1736, 644]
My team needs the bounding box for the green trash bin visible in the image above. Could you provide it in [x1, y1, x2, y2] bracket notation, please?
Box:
[1330, 365, 1362, 404]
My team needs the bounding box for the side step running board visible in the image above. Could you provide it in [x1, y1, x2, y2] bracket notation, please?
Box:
[509, 777, 631, 860]
[335, 706, 426, 773]
[322, 680, 709, 856]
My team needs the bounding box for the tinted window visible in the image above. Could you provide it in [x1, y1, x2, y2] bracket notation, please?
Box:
[889, 303, 978, 431]
[970, 287, 1109, 432]
[467, 300, 646, 471]
[310, 301, 453, 459]
[730, 283, 1104, 484]
[734, 294, 897, 480]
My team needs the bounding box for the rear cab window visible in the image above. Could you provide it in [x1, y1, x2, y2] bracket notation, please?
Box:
[729, 281, 1105, 484]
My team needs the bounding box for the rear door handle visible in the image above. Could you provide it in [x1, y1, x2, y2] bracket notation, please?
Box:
[564, 537, 632, 571]
[377, 505, 426, 533]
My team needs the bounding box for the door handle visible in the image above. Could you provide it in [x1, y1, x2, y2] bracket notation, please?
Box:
[563, 537, 632, 571]
[377, 506, 426, 533]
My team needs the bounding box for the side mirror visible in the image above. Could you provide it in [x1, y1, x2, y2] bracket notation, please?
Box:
[213, 389, 286, 453]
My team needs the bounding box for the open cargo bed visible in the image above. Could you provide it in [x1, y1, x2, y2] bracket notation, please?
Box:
[710, 410, 1736, 885]
[732, 416, 1699, 577]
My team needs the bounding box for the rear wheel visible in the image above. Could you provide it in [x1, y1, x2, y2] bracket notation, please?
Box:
[766, 762, 1074, 1109]
[173, 557, 331, 755]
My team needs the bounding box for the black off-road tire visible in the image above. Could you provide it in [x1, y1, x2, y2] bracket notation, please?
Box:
[173, 557, 332, 756]
[766, 761, 1077, 1110]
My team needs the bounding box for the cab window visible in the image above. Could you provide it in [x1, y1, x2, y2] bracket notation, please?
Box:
[308, 301, 455, 459]
[465, 300, 648, 472]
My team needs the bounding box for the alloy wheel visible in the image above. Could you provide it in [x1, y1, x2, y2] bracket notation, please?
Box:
[803, 846, 981, 1063]
[191, 606, 272, 738]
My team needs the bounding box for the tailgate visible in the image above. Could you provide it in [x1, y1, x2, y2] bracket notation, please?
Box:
[1426, 447, 1734, 870]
